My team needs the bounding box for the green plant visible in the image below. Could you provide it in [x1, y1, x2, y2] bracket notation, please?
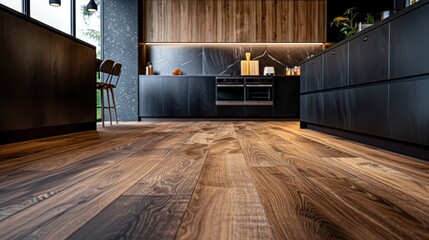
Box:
[365, 13, 375, 24]
[330, 7, 358, 38]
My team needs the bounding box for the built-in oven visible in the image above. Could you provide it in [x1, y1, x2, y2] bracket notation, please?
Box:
[245, 77, 273, 106]
[216, 77, 245, 105]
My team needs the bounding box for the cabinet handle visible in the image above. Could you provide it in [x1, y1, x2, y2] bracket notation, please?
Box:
[363, 36, 368, 42]
[332, 50, 336, 55]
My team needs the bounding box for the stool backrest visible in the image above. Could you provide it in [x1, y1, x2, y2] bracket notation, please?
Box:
[99, 59, 115, 83]
[110, 63, 122, 87]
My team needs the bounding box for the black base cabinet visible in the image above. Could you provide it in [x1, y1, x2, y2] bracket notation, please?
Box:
[188, 77, 215, 117]
[389, 78, 429, 146]
[300, 1, 429, 158]
[323, 43, 348, 89]
[139, 77, 163, 117]
[163, 77, 188, 117]
[349, 24, 389, 85]
[322, 90, 350, 130]
[349, 85, 389, 138]
[390, 3, 429, 79]
[274, 76, 300, 118]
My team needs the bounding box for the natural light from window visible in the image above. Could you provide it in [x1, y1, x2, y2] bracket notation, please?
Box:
[76, 0, 101, 58]
[30, 0, 71, 34]
[0, 0, 22, 12]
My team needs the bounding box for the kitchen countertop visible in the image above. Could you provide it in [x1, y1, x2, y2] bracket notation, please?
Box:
[139, 75, 300, 78]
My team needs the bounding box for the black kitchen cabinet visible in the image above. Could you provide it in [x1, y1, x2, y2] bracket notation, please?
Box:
[323, 43, 348, 89]
[139, 77, 163, 117]
[389, 78, 429, 146]
[349, 85, 388, 137]
[349, 24, 389, 85]
[306, 55, 323, 91]
[274, 77, 300, 118]
[300, 63, 307, 93]
[3, 12, 51, 131]
[163, 77, 189, 117]
[390, 3, 429, 79]
[189, 77, 216, 117]
[305, 93, 323, 125]
[322, 90, 350, 130]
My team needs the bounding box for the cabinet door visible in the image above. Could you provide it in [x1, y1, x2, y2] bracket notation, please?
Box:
[306, 93, 323, 124]
[349, 24, 389, 85]
[322, 90, 350, 130]
[300, 95, 308, 122]
[349, 85, 388, 137]
[323, 43, 348, 89]
[390, 4, 429, 78]
[300, 63, 307, 93]
[3, 13, 51, 131]
[163, 77, 188, 117]
[139, 77, 163, 117]
[389, 78, 429, 146]
[306, 56, 323, 91]
[189, 77, 215, 117]
[274, 77, 300, 118]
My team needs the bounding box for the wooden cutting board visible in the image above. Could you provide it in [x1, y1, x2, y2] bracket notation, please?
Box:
[241, 60, 259, 75]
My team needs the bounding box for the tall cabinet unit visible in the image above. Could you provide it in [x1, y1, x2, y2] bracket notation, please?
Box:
[300, 1, 429, 159]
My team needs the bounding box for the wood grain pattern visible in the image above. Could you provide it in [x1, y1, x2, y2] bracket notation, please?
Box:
[0, 121, 428, 239]
[69, 195, 189, 240]
[144, 0, 326, 43]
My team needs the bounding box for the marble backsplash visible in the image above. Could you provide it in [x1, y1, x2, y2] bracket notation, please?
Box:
[146, 45, 322, 76]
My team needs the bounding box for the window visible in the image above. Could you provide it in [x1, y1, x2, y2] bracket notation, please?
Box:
[0, 0, 22, 12]
[75, 0, 101, 58]
[31, 0, 71, 34]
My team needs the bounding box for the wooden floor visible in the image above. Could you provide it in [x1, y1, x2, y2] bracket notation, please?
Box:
[0, 121, 428, 240]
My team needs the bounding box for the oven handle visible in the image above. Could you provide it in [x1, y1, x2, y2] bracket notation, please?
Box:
[216, 101, 246, 106]
[217, 85, 245, 87]
[245, 101, 273, 106]
[246, 84, 273, 87]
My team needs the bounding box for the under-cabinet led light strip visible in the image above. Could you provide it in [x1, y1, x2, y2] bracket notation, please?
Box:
[142, 42, 323, 46]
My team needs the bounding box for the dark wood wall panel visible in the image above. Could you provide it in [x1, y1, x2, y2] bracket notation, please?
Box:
[144, 0, 326, 43]
[50, 33, 78, 126]
[3, 12, 51, 131]
[77, 45, 97, 123]
[0, 6, 96, 143]
[0, 11, 4, 131]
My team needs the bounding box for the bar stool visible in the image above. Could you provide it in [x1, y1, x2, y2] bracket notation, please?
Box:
[96, 59, 115, 127]
[106, 63, 122, 125]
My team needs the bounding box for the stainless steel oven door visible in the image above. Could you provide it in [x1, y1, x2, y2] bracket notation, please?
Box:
[216, 84, 245, 105]
[245, 84, 273, 105]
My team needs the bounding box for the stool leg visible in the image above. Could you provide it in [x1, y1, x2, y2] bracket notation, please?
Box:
[106, 86, 113, 126]
[110, 87, 119, 124]
[100, 88, 105, 128]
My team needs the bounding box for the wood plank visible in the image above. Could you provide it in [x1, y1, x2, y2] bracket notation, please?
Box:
[0, 149, 134, 221]
[0, 153, 165, 239]
[250, 167, 401, 239]
[69, 195, 189, 240]
[125, 142, 210, 196]
[176, 154, 273, 239]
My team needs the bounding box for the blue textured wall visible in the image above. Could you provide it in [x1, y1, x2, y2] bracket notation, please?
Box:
[103, 0, 138, 121]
